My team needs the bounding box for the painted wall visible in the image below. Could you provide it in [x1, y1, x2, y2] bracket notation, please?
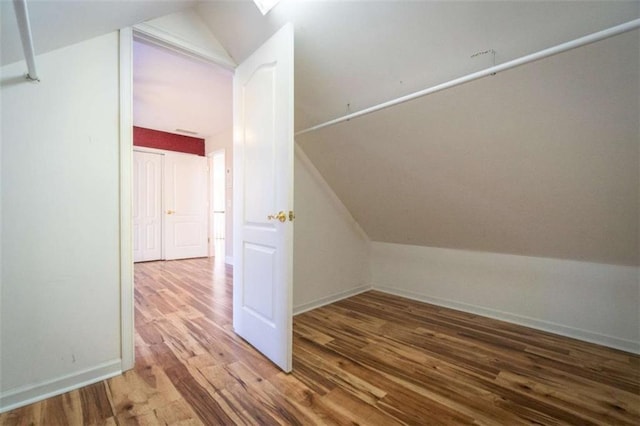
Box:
[134, 126, 205, 156]
[295, 29, 639, 354]
[371, 242, 640, 353]
[293, 146, 371, 313]
[205, 128, 233, 261]
[298, 30, 639, 267]
[0, 33, 122, 411]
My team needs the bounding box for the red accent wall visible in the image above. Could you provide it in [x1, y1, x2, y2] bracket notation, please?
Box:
[133, 126, 205, 156]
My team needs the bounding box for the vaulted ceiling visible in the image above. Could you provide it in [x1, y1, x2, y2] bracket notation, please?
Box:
[198, 0, 639, 266]
[297, 30, 639, 266]
[0, 0, 197, 65]
[2, 0, 638, 265]
[197, 0, 639, 132]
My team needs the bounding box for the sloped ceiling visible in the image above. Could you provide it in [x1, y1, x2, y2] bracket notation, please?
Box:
[199, 1, 639, 266]
[197, 0, 639, 132]
[0, 0, 197, 66]
[297, 30, 639, 266]
[1, 1, 637, 265]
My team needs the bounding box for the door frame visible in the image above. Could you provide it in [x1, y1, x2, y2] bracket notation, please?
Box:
[118, 27, 237, 371]
[207, 149, 226, 258]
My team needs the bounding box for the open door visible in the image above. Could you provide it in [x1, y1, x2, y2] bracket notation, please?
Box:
[233, 23, 294, 372]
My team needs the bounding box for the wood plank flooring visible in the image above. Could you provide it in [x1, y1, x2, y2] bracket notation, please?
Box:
[1, 257, 638, 425]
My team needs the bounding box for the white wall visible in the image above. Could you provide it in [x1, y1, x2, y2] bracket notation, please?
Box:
[206, 128, 233, 262]
[0, 33, 122, 411]
[293, 146, 371, 314]
[371, 242, 640, 353]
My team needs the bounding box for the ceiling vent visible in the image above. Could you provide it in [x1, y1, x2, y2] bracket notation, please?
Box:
[175, 128, 199, 136]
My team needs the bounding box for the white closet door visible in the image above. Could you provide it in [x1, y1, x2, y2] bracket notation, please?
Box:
[164, 152, 208, 260]
[133, 151, 162, 262]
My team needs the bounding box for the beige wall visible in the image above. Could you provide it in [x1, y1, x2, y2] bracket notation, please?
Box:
[293, 146, 371, 313]
[296, 28, 639, 353]
[298, 30, 639, 267]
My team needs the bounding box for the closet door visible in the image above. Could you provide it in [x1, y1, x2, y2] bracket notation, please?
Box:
[164, 152, 208, 260]
[133, 151, 162, 262]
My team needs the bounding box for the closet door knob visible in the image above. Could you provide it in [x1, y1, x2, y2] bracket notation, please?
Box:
[167, 210, 175, 215]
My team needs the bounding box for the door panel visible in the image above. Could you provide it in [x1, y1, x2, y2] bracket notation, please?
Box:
[233, 23, 294, 372]
[164, 152, 208, 260]
[133, 151, 162, 262]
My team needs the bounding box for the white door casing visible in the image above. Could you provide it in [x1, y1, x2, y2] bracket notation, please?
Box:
[233, 24, 294, 372]
[208, 150, 226, 257]
[164, 152, 208, 260]
[133, 151, 162, 262]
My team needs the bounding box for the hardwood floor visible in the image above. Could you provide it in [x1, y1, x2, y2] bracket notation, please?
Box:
[1, 257, 638, 425]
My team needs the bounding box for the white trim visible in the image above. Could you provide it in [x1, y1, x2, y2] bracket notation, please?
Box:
[208, 149, 226, 258]
[0, 359, 122, 413]
[208, 152, 214, 257]
[296, 18, 640, 136]
[374, 286, 640, 355]
[119, 27, 135, 372]
[133, 146, 200, 157]
[225, 255, 234, 265]
[293, 284, 372, 316]
[133, 23, 236, 70]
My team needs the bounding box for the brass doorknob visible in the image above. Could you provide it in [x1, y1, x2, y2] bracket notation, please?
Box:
[167, 210, 175, 215]
[267, 211, 287, 222]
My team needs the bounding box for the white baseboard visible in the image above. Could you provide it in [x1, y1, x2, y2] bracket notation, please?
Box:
[0, 359, 122, 413]
[375, 286, 640, 354]
[225, 256, 233, 265]
[293, 284, 372, 316]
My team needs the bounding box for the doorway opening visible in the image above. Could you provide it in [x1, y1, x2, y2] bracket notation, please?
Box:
[129, 29, 234, 368]
[209, 150, 226, 261]
[131, 33, 233, 264]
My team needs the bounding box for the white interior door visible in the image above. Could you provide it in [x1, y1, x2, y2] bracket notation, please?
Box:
[133, 151, 162, 262]
[164, 152, 208, 260]
[233, 23, 294, 372]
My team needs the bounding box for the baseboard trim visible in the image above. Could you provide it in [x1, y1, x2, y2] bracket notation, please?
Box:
[374, 286, 640, 355]
[0, 359, 122, 413]
[225, 256, 233, 266]
[294, 284, 372, 316]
